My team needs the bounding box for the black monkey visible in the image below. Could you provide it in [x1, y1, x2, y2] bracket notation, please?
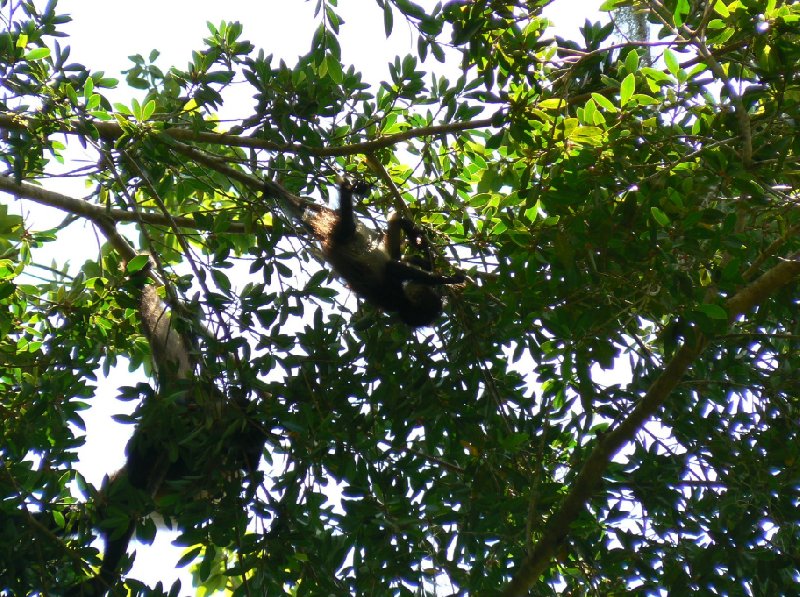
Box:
[315, 180, 463, 327]
[68, 270, 265, 596]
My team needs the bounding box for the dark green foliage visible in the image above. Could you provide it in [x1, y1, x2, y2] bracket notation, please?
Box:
[1, 0, 800, 595]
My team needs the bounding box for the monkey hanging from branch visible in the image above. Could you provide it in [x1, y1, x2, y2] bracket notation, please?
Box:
[67, 259, 267, 596]
[277, 177, 465, 327]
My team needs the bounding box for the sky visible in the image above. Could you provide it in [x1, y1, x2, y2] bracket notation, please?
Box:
[17, 0, 606, 592]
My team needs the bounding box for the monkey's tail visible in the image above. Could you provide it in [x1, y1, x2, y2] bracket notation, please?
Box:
[64, 520, 134, 596]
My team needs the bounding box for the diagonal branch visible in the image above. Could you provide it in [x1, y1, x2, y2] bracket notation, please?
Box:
[501, 252, 800, 596]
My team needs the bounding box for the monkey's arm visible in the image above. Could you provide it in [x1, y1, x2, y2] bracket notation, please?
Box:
[384, 213, 428, 260]
[333, 178, 372, 242]
[384, 214, 464, 285]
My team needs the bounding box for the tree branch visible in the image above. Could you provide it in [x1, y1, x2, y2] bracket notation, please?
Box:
[0, 175, 251, 234]
[0, 111, 499, 157]
[162, 138, 310, 213]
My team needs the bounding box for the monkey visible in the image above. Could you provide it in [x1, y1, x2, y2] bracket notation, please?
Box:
[308, 179, 464, 327]
[67, 267, 266, 596]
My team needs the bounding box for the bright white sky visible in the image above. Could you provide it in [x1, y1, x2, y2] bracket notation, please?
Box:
[20, 0, 606, 592]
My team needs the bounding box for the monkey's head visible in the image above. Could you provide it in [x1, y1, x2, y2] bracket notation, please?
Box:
[398, 284, 444, 327]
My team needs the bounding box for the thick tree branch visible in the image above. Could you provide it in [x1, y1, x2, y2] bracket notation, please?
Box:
[502, 252, 800, 596]
[163, 139, 310, 214]
[0, 111, 498, 157]
[0, 175, 250, 234]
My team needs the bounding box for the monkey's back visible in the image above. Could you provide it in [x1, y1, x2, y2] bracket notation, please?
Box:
[323, 233, 407, 313]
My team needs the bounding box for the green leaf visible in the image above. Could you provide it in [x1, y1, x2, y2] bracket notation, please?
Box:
[142, 99, 156, 120]
[712, 0, 729, 17]
[624, 49, 639, 74]
[131, 98, 142, 120]
[25, 47, 50, 61]
[539, 98, 566, 110]
[592, 92, 617, 112]
[323, 55, 343, 84]
[619, 73, 636, 106]
[126, 254, 150, 273]
[83, 77, 94, 100]
[698, 303, 728, 320]
[664, 49, 679, 76]
[650, 206, 671, 226]
[383, 1, 393, 36]
[52, 510, 65, 528]
[673, 0, 690, 26]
